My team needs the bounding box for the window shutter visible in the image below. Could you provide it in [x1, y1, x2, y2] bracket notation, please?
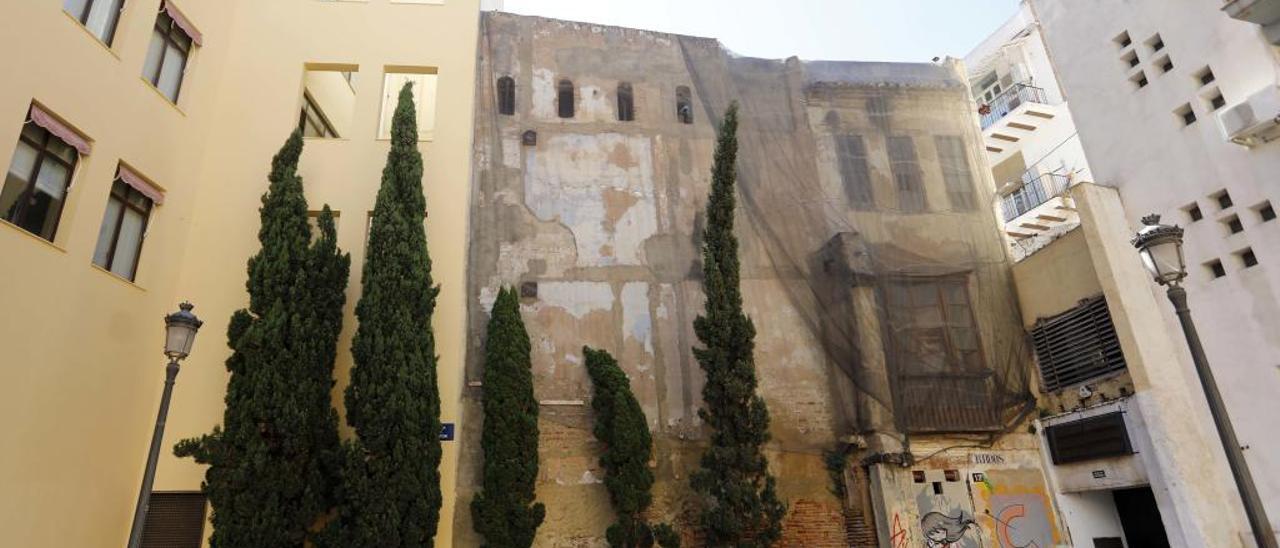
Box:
[1030, 295, 1127, 392]
[140, 492, 206, 548]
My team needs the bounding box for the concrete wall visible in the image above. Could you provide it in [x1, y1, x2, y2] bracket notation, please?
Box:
[458, 12, 1053, 547]
[1032, 0, 1280, 533]
[0, 1, 482, 546]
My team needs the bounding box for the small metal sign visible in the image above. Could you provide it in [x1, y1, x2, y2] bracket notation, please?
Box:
[1092, 469, 1107, 479]
[440, 423, 455, 441]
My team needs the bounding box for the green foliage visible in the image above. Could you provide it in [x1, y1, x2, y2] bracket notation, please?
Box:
[471, 287, 545, 548]
[323, 82, 443, 547]
[823, 447, 849, 500]
[689, 102, 786, 547]
[174, 131, 350, 548]
[584, 347, 680, 548]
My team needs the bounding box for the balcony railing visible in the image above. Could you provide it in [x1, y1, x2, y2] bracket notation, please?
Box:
[1002, 171, 1071, 222]
[979, 83, 1049, 129]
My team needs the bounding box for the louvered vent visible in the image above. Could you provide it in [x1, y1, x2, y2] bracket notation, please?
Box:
[1045, 411, 1132, 464]
[1031, 295, 1126, 392]
[141, 492, 206, 548]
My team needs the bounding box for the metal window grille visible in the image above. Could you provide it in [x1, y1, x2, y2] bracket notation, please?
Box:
[140, 492, 207, 548]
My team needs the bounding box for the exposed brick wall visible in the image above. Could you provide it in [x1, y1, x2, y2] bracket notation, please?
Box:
[777, 499, 847, 547]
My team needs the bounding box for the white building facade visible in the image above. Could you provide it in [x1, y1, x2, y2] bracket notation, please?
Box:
[1019, 0, 1280, 544]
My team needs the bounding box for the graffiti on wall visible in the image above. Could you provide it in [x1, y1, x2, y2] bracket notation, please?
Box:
[974, 469, 1060, 548]
[920, 511, 977, 548]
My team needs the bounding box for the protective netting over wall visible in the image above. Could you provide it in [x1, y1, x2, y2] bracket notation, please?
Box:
[674, 39, 1034, 438]
[466, 13, 1034, 456]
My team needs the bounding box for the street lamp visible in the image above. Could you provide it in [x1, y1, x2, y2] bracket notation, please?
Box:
[127, 302, 203, 548]
[1132, 214, 1276, 548]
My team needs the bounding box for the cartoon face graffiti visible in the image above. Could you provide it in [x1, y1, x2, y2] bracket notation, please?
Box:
[920, 511, 975, 548]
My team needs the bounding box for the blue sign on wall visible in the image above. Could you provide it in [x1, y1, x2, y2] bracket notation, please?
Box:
[440, 423, 455, 441]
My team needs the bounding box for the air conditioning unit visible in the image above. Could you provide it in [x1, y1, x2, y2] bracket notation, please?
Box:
[1219, 85, 1280, 147]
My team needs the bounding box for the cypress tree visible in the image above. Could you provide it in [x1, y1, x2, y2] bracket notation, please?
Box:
[471, 287, 545, 548]
[690, 102, 786, 547]
[584, 347, 680, 548]
[174, 130, 350, 548]
[327, 82, 443, 547]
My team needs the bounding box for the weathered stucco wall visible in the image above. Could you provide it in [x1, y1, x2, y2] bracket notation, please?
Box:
[456, 13, 1057, 547]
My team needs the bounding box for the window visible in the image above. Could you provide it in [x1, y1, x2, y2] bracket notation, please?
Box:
[378, 69, 438, 140]
[887, 136, 926, 212]
[1208, 92, 1225, 111]
[1257, 201, 1275, 222]
[557, 79, 574, 119]
[496, 76, 515, 116]
[1196, 66, 1216, 86]
[1214, 190, 1233, 210]
[934, 136, 976, 211]
[676, 85, 693, 124]
[93, 175, 156, 281]
[834, 135, 874, 208]
[1031, 296, 1127, 392]
[1224, 215, 1243, 234]
[1045, 412, 1133, 465]
[1, 114, 82, 241]
[1146, 33, 1164, 52]
[1239, 248, 1258, 268]
[139, 492, 206, 548]
[63, 0, 124, 45]
[300, 92, 339, 138]
[1207, 259, 1226, 279]
[1175, 104, 1196, 126]
[301, 66, 357, 138]
[616, 82, 635, 122]
[1121, 50, 1139, 69]
[1130, 71, 1148, 89]
[1156, 55, 1173, 74]
[306, 210, 340, 242]
[977, 72, 1002, 103]
[142, 6, 199, 103]
[1114, 31, 1132, 49]
[886, 278, 983, 375]
[1185, 203, 1203, 222]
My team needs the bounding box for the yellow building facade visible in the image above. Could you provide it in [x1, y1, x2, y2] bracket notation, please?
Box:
[0, 1, 482, 546]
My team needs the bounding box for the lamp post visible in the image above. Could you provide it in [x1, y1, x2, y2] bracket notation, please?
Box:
[126, 302, 203, 548]
[1132, 214, 1276, 548]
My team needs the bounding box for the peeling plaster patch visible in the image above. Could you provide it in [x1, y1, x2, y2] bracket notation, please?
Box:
[525, 133, 657, 266]
[502, 136, 522, 168]
[565, 353, 581, 365]
[621, 282, 653, 355]
[531, 67, 556, 119]
[536, 281, 614, 319]
[479, 286, 500, 313]
[580, 84, 611, 121]
[579, 470, 602, 484]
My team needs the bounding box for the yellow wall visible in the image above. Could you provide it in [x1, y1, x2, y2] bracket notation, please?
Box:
[1010, 227, 1103, 327]
[0, 1, 480, 546]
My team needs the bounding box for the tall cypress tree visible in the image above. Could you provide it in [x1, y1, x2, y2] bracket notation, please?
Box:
[584, 347, 680, 548]
[175, 130, 349, 548]
[472, 287, 545, 548]
[327, 82, 443, 547]
[690, 102, 786, 547]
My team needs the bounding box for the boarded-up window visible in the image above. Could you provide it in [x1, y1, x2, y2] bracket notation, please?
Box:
[676, 85, 693, 124]
[140, 492, 206, 548]
[617, 82, 635, 122]
[496, 76, 515, 116]
[835, 135, 874, 208]
[1031, 295, 1127, 392]
[887, 136, 925, 212]
[935, 136, 976, 211]
[557, 79, 574, 118]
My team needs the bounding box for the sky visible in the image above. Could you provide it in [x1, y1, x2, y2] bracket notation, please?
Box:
[500, 0, 1022, 63]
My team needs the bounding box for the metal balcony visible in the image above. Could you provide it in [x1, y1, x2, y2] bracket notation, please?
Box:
[980, 83, 1049, 129]
[1002, 171, 1071, 222]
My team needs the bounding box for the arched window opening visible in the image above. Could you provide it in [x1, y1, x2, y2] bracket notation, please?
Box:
[557, 79, 575, 119]
[496, 76, 515, 116]
[676, 85, 693, 124]
[617, 82, 635, 122]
